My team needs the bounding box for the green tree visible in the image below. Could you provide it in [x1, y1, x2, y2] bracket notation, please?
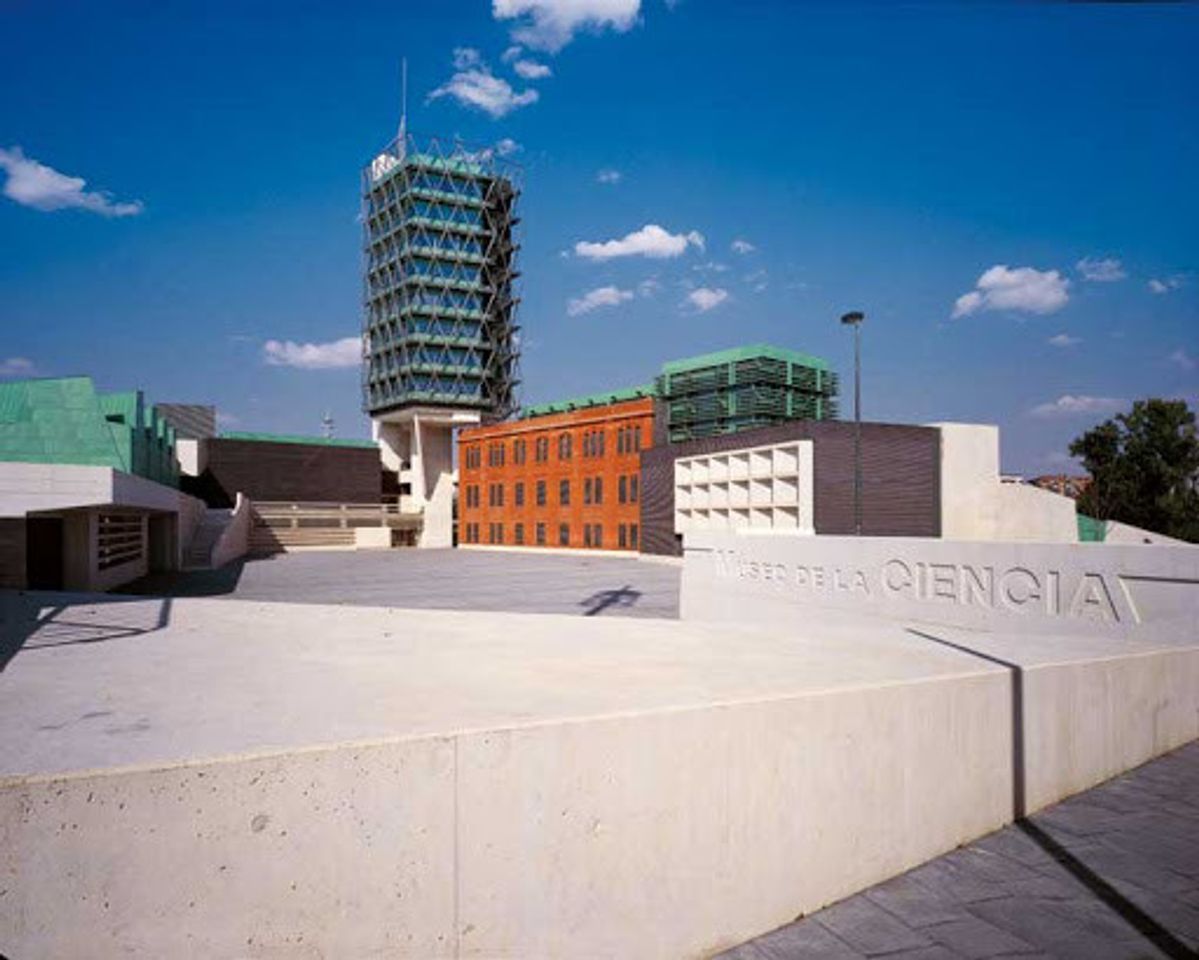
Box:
[1070, 398, 1199, 542]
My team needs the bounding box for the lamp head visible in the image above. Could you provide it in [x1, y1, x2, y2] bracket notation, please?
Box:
[840, 311, 865, 326]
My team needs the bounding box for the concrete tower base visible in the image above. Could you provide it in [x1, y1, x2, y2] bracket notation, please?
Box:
[373, 407, 479, 548]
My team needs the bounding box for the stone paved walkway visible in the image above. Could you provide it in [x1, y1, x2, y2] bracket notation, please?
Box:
[720, 741, 1199, 960]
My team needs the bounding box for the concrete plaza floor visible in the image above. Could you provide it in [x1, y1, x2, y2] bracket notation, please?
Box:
[122, 547, 682, 618]
[720, 740, 1199, 960]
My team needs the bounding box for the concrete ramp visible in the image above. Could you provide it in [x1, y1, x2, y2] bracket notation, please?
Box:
[1, 593, 1196, 958]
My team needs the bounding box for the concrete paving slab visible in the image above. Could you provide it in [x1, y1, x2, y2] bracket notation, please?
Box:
[119, 547, 683, 618]
[0, 591, 1004, 779]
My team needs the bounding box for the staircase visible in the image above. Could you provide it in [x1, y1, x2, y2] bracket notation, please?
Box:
[183, 508, 233, 569]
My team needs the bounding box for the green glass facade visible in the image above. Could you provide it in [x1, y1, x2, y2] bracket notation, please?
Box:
[362, 135, 521, 420]
[0, 376, 179, 486]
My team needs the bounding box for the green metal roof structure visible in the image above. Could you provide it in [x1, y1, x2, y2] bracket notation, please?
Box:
[521, 384, 655, 418]
[519, 343, 839, 441]
[0, 376, 179, 486]
[220, 431, 378, 450]
[660, 343, 829, 376]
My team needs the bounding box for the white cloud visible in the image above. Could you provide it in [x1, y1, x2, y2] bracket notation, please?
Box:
[730, 238, 755, 255]
[513, 58, 552, 79]
[686, 287, 729, 312]
[263, 337, 362, 370]
[952, 265, 1070, 318]
[427, 48, 539, 118]
[1047, 333, 1081, 348]
[1030, 394, 1125, 418]
[1149, 276, 1185, 294]
[0, 146, 143, 217]
[495, 137, 521, 156]
[215, 411, 241, 428]
[596, 168, 622, 184]
[637, 277, 661, 297]
[501, 45, 523, 62]
[0, 356, 35, 378]
[574, 223, 704, 261]
[1168, 348, 1196, 371]
[493, 0, 642, 52]
[692, 260, 728, 273]
[1076, 257, 1126, 282]
[567, 285, 634, 316]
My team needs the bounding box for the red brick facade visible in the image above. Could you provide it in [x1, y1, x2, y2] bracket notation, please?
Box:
[458, 397, 654, 551]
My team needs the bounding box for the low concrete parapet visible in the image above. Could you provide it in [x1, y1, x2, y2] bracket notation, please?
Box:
[1, 593, 1196, 958]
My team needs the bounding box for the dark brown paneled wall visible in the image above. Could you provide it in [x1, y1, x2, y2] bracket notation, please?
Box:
[201, 439, 381, 505]
[640, 421, 941, 556]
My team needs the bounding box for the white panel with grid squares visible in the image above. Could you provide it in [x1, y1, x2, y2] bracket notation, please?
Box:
[673, 440, 814, 536]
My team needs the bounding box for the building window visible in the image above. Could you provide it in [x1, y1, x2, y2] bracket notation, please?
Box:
[558, 432, 572, 460]
[515, 481, 525, 507]
[634, 425, 642, 451]
[488, 442, 506, 467]
[514, 438, 526, 465]
[515, 522, 524, 545]
[630, 524, 638, 550]
[618, 524, 627, 549]
[592, 524, 602, 548]
[488, 483, 505, 507]
[487, 522, 504, 544]
[630, 474, 639, 503]
[536, 522, 546, 546]
[558, 523, 570, 547]
[465, 446, 481, 469]
[584, 525, 592, 548]
[559, 478, 570, 506]
[535, 436, 549, 462]
[584, 477, 593, 505]
[594, 477, 603, 504]
[618, 475, 627, 504]
[536, 479, 547, 506]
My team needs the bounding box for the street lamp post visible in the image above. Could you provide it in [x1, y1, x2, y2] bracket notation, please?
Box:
[840, 311, 865, 536]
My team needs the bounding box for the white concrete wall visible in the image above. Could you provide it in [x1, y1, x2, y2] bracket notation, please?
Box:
[994, 482, 1078, 543]
[932, 424, 1077, 543]
[209, 493, 251, 569]
[354, 526, 392, 549]
[1103, 519, 1191, 546]
[175, 438, 207, 478]
[932, 422, 1002, 540]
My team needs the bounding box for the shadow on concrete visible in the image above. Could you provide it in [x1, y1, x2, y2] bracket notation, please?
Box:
[580, 584, 642, 617]
[0, 592, 173, 672]
[907, 627, 1195, 960]
[115, 558, 258, 598]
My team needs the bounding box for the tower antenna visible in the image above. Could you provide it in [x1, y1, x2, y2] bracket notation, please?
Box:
[398, 57, 408, 149]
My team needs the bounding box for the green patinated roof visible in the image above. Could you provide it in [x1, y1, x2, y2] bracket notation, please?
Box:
[220, 431, 377, 450]
[522, 385, 655, 419]
[0, 376, 178, 485]
[660, 343, 829, 375]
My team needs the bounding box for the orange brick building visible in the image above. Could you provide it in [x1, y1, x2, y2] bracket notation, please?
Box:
[458, 395, 654, 552]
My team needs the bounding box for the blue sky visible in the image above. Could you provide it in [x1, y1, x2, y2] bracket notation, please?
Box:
[1, 0, 1196, 473]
